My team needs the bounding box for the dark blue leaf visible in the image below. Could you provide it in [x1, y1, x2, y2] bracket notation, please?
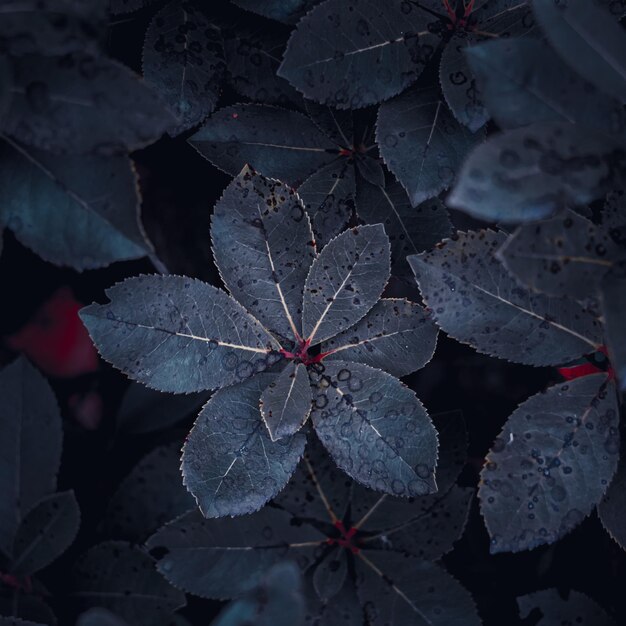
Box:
[498, 210, 621, 299]
[0, 138, 150, 270]
[278, 0, 439, 109]
[11, 490, 80, 576]
[189, 104, 336, 186]
[0, 357, 62, 561]
[4, 54, 175, 155]
[212, 166, 316, 340]
[356, 178, 453, 277]
[354, 155, 385, 188]
[142, 1, 225, 134]
[80, 275, 282, 394]
[102, 443, 195, 543]
[480, 374, 619, 553]
[518, 589, 617, 626]
[302, 224, 390, 345]
[599, 451, 626, 551]
[182, 374, 306, 517]
[310, 360, 438, 497]
[322, 299, 438, 377]
[355, 553, 481, 626]
[467, 38, 626, 135]
[232, 0, 321, 24]
[110, 0, 157, 15]
[377, 86, 481, 206]
[409, 230, 604, 366]
[312, 549, 347, 603]
[304, 575, 362, 626]
[146, 507, 323, 599]
[601, 260, 626, 391]
[212, 562, 305, 626]
[116, 384, 210, 435]
[303, 101, 354, 149]
[72, 542, 185, 626]
[260, 362, 312, 441]
[534, 0, 626, 104]
[448, 122, 626, 222]
[77, 609, 129, 626]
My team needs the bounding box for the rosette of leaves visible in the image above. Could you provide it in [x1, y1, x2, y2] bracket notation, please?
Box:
[0, 358, 80, 625]
[147, 411, 478, 625]
[80, 166, 440, 519]
[449, 0, 626, 221]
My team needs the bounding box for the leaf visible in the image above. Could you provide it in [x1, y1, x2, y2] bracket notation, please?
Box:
[77, 609, 129, 626]
[0, 0, 105, 56]
[232, 0, 321, 24]
[0, 138, 151, 270]
[310, 360, 438, 497]
[0, 357, 62, 561]
[410, 229, 603, 366]
[11, 491, 80, 576]
[439, 33, 488, 132]
[182, 374, 306, 517]
[298, 159, 355, 246]
[116, 384, 210, 435]
[212, 562, 305, 626]
[377, 86, 480, 206]
[480, 374, 619, 553]
[466, 38, 626, 135]
[599, 452, 626, 550]
[304, 578, 363, 626]
[355, 553, 481, 626]
[4, 53, 174, 155]
[312, 549, 347, 603]
[322, 299, 438, 378]
[142, 1, 225, 134]
[534, 0, 626, 104]
[497, 210, 621, 300]
[356, 178, 453, 277]
[302, 224, 390, 345]
[212, 166, 316, 340]
[146, 507, 324, 599]
[601, 260, 626, 391]
[189, 104, 336, 186]
[278, 0, 439, 109]
[72, 542, 185, 626]
[517, 589, 617, 626]
[448, 122, 626, 222]
[354, 155, 385, 188]
[102, 443, 195, 543]
[260, 362, 312, 441]
[80, 275, 282, 394]
[110, 0, 157, 15]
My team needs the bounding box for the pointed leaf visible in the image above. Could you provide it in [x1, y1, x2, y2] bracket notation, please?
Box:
[448, 122, 626, 222]
[498, 210, 620, 299]
[72, 542, 185, 626]
[466, 38, 626, 135]
[354, 155, 384, 188]
[322, 299, 437, 377]
[302, 224, 390, 345]
[146, 507, 323, 599]
[480, 374, 619, 553]
[260, 362, 312, 441]
[355, 553, 481, 626]
[377, 86, 480, 206]
[232, 0, 321, 24]
[518, 589, 617, 626]
[102, 443, 195, 543]
[4, 53, 174, 155]
[142, 1, 225, 134]
[278, 0, 439, 109]
[189, 104, 336, 186]
[312, 549, 347, 603]
[11, 491, 80, 576]
[409, 230, 603, 366]
[310, 360, 438, 497]
[599, 452, 626, 551]
[298, 159, 355, 246]
[356, 179, 453, 277]
[0, 138, 150, 270]
[212, 166, 316, 340]
[0, 357, 62, 560]
[116, 384, 210, 435]
[601, 260, 626, 391]
[182, 373, 306, 517]
[213, 562, 305, 626]
[80, 275, 281, 394]
[534, 0, 626, 104]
